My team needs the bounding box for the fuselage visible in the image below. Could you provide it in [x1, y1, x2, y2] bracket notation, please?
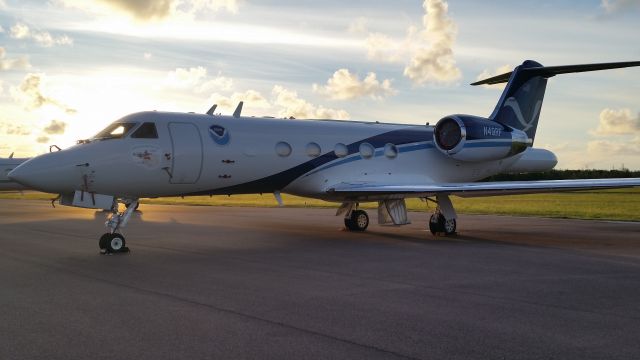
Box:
[8, 111, 555, 201]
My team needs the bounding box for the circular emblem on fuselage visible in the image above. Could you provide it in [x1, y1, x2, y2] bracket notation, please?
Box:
[209, 124, 230, 145]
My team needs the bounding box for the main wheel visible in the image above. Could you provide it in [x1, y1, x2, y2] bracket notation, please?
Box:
[106, 233, 126, 253]
[99, 233, 111, 250]
[429, 214, 456, 235]
[345, 210, 369, 231]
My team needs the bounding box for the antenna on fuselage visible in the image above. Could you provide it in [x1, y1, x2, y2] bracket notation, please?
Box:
[233, 101, 243, 118]
[206, 104, 218, 116]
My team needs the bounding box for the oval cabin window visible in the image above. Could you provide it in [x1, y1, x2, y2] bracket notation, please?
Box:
[306, 142, 321, 157]
[334, 143, 348, 158]
[359, 142, 375, 159]
[275, 141, 292, 157]
[384, 143, 398, 159]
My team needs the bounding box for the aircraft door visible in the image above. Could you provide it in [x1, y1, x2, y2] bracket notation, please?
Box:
[168, 123, 203, 184]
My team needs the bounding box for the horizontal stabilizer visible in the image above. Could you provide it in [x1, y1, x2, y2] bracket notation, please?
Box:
[472, 61, 640, 86]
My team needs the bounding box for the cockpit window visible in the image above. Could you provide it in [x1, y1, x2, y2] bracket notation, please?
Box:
[92, 122, 138, 140]
[131, 122, 158, 139]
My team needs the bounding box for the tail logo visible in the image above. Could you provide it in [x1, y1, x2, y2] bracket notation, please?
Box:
[503, 97, 542, 132]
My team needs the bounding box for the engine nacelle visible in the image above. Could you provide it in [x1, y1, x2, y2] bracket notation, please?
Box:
[433, 115, 530, 162]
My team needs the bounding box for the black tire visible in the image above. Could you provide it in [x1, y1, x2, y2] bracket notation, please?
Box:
[99, 233, 111, 250]
[106, 233, 126, 253]
[429, 213, 457, 236]
[345, 210, 369, 231]
[125, 202, 140, 211]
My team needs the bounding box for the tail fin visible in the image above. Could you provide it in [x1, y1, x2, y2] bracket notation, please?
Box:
[472, 60, 640, 144]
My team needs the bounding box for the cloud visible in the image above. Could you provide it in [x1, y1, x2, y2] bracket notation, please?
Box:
[11, 73, 77, 114]
[144, 52, 152, 59]
[348, 17, 369, 34]
[36, 136, 50, 144]
[209, 89, 270, 110]
[592, 108, 640, 136]
[0, 47, 31, 71]
[0, 25, 4, 33]
[9, 23, 73, 47]
[313, 69, 396, 100]
[475, 64, 512, 90]
[362, 0, 461, 85]
[272, 85, 349, 120]
[0, 122, 32, 136]
[601, 0, 640, 13]
[587, 138, 640, 156]
[403, 0, 461, 84]
[60, 0, 238, 20]
[166, 66, 233, 93]
[43, 120, 67, 135]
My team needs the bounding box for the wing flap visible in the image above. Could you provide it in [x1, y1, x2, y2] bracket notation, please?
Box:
[327, 178, 640, 198]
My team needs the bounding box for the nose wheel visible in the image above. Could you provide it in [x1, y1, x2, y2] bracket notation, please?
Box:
[99, 233, 129, 254]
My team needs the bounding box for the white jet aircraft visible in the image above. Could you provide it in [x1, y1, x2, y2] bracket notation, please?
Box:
[8, 60, 640, 254]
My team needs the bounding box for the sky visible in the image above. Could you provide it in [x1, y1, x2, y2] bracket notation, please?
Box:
[0, 0, 639, 169]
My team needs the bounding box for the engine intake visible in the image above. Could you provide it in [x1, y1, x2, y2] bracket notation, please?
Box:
[433, 115, 530, 162]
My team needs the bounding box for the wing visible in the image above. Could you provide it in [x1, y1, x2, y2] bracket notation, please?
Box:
[326, 178, 640, 198]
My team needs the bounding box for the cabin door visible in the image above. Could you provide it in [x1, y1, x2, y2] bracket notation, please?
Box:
[168, 122, 203, 184]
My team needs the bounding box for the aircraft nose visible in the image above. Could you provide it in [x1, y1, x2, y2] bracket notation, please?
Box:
[8, 152, 77, 193]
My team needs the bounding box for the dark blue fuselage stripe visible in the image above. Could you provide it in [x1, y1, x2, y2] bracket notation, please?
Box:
[182, 127, 432, 196]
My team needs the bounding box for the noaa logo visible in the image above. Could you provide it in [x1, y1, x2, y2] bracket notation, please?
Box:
[209, 125, 230, 145]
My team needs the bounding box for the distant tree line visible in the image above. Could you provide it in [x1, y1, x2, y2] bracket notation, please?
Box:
[483, 169, 640, 181]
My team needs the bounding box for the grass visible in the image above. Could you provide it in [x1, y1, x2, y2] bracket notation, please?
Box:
[2, 188, 639, 221]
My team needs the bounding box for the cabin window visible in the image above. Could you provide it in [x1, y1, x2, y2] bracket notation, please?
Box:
[384, 143, 398, 159]
[131, 122, 158, 139]
[334, 143, 348, 158]
[359, 142, 375, 159]
[275, 141, 292, 157]
[92, 122, 138, 140]
[306, 142, 321, 157]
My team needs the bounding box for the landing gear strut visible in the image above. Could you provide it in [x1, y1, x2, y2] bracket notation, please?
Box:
[99, 199, 138, 254]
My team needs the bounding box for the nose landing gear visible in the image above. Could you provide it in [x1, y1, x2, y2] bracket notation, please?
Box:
[99, 199, 138, 254]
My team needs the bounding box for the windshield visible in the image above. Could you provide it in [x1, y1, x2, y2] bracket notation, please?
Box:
[91, 122, 138, 141]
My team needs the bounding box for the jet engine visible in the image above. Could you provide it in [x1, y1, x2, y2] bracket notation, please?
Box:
[433, 115, 530, 162]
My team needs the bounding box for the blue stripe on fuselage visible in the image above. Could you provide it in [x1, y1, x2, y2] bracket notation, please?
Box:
[182, 127, 432, 196]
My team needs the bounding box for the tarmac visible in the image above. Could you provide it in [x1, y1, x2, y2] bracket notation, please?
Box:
[1, 199, 640, 360]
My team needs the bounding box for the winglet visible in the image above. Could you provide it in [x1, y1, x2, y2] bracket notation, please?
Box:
[206, 104, 217, 116]
[233, 101, 243, 118]
[9, 152, 14, 159]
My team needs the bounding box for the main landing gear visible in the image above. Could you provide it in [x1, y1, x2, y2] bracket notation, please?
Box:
[344, 209, 369, 231]
[426, 194, 457, 236]
[99, 199, 138, 254]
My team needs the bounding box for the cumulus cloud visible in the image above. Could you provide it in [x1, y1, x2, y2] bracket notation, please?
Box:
[9, 23, 73, 47]
[43, 120, 67, 135]
[166, 66, 233, 93]
[36, 136, 50, 144]
[592, 108, 640, 136]
[348, 17, 369, 34]
[403, 0, 461, 84]
[272, 86, 349, 120]
[475, 64, 513, 90]
[601, 0, 640, 13]
[11, 73, 77, 114]
[587, 138, 640, 156]
[60, 0, 238, 20]
[363, 0, 461, 85]
[0, 47, 31, 71]
[0, 122, 32, 136]
[209, 89, 270, 110]
[312, 69, 396, 100]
